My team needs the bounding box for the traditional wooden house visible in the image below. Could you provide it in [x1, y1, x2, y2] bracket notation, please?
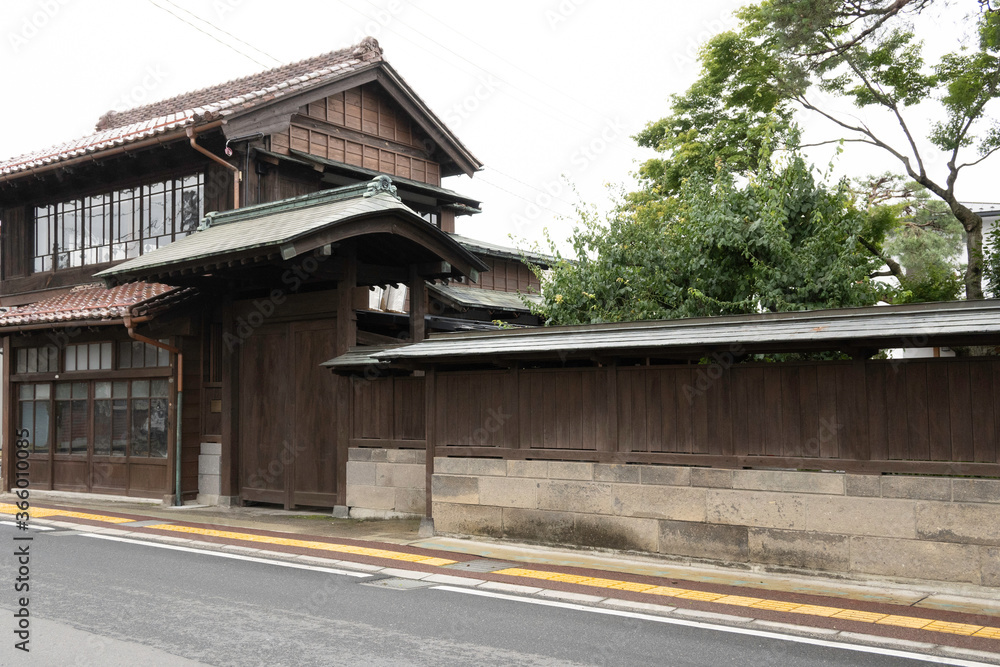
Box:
[0, 37, 544, 508]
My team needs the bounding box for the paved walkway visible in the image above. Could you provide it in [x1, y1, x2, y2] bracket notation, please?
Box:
[4, 497, 999, 665]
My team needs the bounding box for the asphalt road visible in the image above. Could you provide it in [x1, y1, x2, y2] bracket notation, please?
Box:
[0, 524, 976, 666]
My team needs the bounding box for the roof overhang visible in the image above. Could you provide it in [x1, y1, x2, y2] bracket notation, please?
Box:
[97, 182, 488, 286]
[364, 300, 1000, 367]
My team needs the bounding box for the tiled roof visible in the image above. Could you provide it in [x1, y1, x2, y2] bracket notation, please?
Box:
[0, 282, 190, 327]
[0, 38, 384, 176]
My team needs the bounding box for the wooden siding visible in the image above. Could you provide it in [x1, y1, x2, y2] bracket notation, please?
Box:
[1, 205, 29, 279]
[463, 257, 539, 293]
[428, 358, 1000, 476]
[351, 374, 425, 447]
[271, 83, 442, 186]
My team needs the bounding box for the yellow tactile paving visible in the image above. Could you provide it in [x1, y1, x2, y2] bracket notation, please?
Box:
[7, 505, 1000, 643]
[974, 627, 1000, 640]
[490, 566, 1000, 641]
[877, 615, 935, 629]
[0, 503, 134, 524]
[143, 524, 457, 567]
[922, 620, 987, 636]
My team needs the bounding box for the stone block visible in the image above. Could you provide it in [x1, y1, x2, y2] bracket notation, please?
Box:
[346, 484, 395, 510]
[200, 442, 222, 456]
[370, 449, 389, 462]
[536, 480, 613, 515]
[612, 484, 706, 522]
[386, 449, 421, 464]
[639, 466, 691, 487]
[434, 457, 506, 477]
[952, 479, 1000, 504]
[803, 496, 916, 538]
[197, 454, 220, 475]
[880, 476, 951, 501]
[707, 489, 806, 530]
[658, 520, 748, 562]
[981, 547, 1000, 587]
[850, 536, 982, 585]
[574, 513, 659, 552]
[502, 508, 575, 544]
[594, 463, 640, 484]
[691, 468, 733, 488]
[376, 462, 425, 489]
[548, 461, 595, 480]
[749, 528, 849, 571]
[733, 470, 844, 496]
[431, 475, 480, 504]
[432, 502, 502, 538]
[198, 473, 220, 496]
[346, 461, 376, 487]
[845, 474, 880, 497]
[348, 448, 373, 462]
[915, 502, 1000, 546]
[478, 476, 538, 509]
[394, 488, 426, 515]
[507, 460, 548, 479]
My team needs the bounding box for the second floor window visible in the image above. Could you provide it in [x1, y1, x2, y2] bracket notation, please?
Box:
[33, 173, 204, 272]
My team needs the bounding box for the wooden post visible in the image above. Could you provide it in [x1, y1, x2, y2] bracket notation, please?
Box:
[409, 265, 426, 343]
[1, 336, 10, 493]
[423, 368, 436, 522]
[336, 246, 357, 355]
[220, 295, 239, 501]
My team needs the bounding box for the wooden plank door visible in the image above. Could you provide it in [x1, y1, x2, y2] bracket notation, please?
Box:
[289, 320, 338, 507]
[239, 324, 293, 506]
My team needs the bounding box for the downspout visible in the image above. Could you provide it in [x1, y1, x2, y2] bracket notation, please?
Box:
[124, 315, 184, 506]
[187, 127, 241, 209]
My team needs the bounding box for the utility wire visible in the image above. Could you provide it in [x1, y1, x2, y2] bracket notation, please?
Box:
[157, 0, 283, 66]
[144, 0, 275, 70]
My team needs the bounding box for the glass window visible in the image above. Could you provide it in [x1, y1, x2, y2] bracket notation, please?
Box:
[33, 173, 204, 272]
[55, 382, 88, 455]
[15, 346, 58, 374]
[64, 342, 113, 372]
[16, 383, 51, 453]
[118, 339, 170, 369]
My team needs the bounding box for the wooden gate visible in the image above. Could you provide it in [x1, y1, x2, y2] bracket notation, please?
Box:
[239, 319, 339, 508]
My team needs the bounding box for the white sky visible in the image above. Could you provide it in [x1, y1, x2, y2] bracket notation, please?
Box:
[1, 0, 996, 251]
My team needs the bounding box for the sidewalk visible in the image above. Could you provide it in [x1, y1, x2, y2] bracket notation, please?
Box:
[5, 494, 1000, 665]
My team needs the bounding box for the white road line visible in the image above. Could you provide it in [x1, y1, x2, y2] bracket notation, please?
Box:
[431, 585, 997, 667]
[80, 533, 370, 578]
[0, 520, 54, 531]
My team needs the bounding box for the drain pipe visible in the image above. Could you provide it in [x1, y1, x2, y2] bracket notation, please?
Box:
[125, 316, 184, 507]
[187, 127, 241, 209]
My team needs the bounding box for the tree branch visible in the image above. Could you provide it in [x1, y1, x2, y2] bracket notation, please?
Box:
[859, 236, 904, 278]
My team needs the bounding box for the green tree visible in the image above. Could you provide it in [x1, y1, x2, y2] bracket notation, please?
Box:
[638, 0, 1000, 299]
[529, 150, 894, 326]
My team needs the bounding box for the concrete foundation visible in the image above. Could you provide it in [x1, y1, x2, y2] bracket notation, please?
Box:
[431, 458, 1000, 587]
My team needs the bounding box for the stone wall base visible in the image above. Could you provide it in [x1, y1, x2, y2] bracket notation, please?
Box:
[432, 458, 1000, 588]
[346, 447, 426, 518]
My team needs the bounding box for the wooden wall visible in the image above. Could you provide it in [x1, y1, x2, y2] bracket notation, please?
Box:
[462, 257, 539, 293]
[351, 375, 425, 448]
[271, 83, 442, 186]
[425, 358, 1000, 476]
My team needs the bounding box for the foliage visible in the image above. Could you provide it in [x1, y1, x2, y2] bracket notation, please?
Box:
[636, 0, 1000, 299]
[528, 149, 894, 326]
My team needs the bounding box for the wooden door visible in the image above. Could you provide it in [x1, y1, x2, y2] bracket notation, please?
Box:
[238, 319, 338, 508]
